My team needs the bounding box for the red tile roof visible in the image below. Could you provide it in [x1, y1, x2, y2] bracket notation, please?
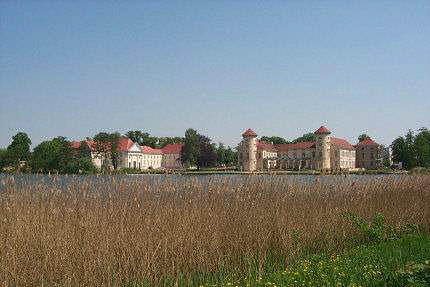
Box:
[331, 137, 355, 150]
[275, 141, 316, 151]
[71, 138, 136, 152]
[141, 145, 163, 155]
[314, 126, 331, 134]
[256, 140, 277, 152]
[242, 128, 257, 137]
[117, 137, 136, 152]
[356, 138, 378, 146]
[162, 143, 184, 154]
[70, 141, 81, 149]
[70, 140, 98, 151]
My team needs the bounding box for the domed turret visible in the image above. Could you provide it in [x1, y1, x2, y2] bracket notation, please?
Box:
[314, 125, 331, 170]
[241, 129, 257, 171]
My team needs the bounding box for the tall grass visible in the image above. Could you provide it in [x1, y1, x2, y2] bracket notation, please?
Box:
[0, 175, 429, 286]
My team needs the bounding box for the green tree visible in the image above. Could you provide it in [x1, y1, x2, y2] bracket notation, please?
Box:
[358, 134, 371, 142]
[378, 145, 391, 168]
[391, 129, 423, 170]
[391, 136, 407, 167]
[30, 140, 58, 173]
[93, 132, 121, 170]
[216, 143, 227, 166]
[68, 141, 96, 174]
[404, 130, 417, 169]
[414, 127, 430, 168]
[260, 136, 289, 144]
[125, 131, 158, 148]
[197, 135, 217, 168]
[65, 158, 96, 174]
[158, 137, 184, 148]
[215, 143, 237, 167]
[225, 147, 237, 167]
[76, 140, 92, 159]
[0, 149, 8, 171]
[6, 132, 32, 168]
[293, 133, 315, 143]
[181, 128, 200, 167]
[125, 130, 144, 145]
[29, 137, 71, 173]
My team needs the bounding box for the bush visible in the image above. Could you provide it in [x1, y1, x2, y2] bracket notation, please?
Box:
[396, 260, 430, 286]
[344, 212, 420, 243]
[255, 234, 430, 287]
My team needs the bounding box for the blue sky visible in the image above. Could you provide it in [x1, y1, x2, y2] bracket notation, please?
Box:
[1, 0, 429, 148]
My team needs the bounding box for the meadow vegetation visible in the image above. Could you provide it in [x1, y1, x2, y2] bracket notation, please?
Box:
[0, 175, 429, 286]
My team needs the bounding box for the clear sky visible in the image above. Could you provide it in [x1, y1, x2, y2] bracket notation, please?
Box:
[1, 0, 429, 148]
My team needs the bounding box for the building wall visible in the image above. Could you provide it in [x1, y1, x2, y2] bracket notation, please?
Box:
[90, 152, 103, 169]
[142, 154, 162, 169]
[277, 148, 316, 169]
[256, 150, 277, 169]
[238, 137, 257, 171]
[330, 148, 356, 170]
[315, 135, 331, 170]
[90, 152, 111, 170]
[161, 153, 182, 169]
[356, 145, 381, 169]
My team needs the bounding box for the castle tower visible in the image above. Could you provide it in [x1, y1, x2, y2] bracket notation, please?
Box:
[241, 128, 257, 171]
[314, 126, 331, 170]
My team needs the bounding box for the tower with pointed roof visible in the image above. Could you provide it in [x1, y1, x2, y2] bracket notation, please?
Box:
[314, 126, 331, 170]
[241, 128, 258, 171]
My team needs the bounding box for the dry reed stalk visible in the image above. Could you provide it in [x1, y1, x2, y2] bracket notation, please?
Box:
[0, 175, 429, 286]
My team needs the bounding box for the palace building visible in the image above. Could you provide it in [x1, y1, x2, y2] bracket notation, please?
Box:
[71, 137, 183, 170]
[355, 138, 383, 169]
[237, 126, 356, 171]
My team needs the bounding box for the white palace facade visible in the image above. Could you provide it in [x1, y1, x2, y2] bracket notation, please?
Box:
[71, 137, 183, 170]
[238, 126, 356, 171]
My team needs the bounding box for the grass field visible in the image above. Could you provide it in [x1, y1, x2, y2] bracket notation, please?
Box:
[0, 175, 429, 286]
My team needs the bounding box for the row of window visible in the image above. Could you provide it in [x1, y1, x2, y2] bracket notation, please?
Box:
[339, 160, 355, 168]
[361, 153, 375, 159]
[128, 160, 161, 169]
[128, 155, 162, 159]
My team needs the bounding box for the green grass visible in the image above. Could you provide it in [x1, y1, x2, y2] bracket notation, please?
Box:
[120, 212, 430, 286]
[123, 233, 430, 287]
[197, 234, 430, 287]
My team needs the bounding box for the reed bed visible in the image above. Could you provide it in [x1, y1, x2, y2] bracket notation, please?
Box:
[0, 175, 429, 286]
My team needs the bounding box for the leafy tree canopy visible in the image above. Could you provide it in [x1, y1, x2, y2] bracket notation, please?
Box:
[30, 136, 96, 174]
[414, 127, 430, 168]
[293, 133, 315, 143]
[125, 131, 183, 148]
[197, 135, 217, 168]
[6, 132, 32, 166]
[30, 137, 70, 173]
[391, 128, 430, 170]
[158, 137, 184, 148]
[260, 136, 289, 145]
[181, 128, 200, 167]
[216, 143, 237, 167]
[181, 129, 221, 169]
[125, 131, 158, 148]
[0, 149, 8, 170]
[93, 132, 120, 170]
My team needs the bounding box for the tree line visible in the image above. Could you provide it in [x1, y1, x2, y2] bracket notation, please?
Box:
[180, 128, 237, 169]
[391, 128, 430, 170]
[261, 132, 373, 145]
[260, 133, 316, 144]
[0, 129, 237, 174]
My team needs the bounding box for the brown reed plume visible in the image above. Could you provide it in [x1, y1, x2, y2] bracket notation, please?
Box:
[0, 175, 429, 286]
